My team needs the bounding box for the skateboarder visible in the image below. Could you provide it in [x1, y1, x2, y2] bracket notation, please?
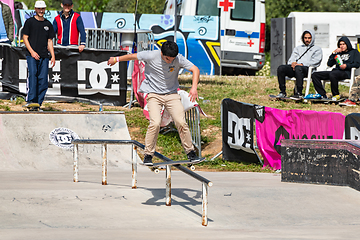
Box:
[107, 41, 200, 166]
[275, 29, 322, 99]
[22, 1, 55, 107]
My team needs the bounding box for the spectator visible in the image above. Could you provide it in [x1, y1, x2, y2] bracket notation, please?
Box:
[0, 0, 14, 44]
[276, 29, 322, 99]
[53, 0, 86, 52]
[22, 0, 55, 107]
[311, 36, 360, 100]
[107, 41, 201, 166]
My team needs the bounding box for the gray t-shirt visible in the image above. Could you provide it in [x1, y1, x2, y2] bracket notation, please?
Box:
[137, 50, 194, 94]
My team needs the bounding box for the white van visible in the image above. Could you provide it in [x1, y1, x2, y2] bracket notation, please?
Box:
[163, 0, 266, 75]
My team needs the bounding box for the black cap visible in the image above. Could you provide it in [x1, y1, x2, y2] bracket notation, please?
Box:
[62, 0, 73, 5]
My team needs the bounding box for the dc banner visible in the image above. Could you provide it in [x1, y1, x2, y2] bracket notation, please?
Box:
[0, 44, 127, 105]
[221, 98, 261, 163]
[344, 113, 360, 140]
[255, 107, 345, 170]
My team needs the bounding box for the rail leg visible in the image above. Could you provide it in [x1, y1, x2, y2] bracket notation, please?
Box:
[101, 144, 108, 185]
[166, 165, 171, 206]
[73, 144, 79, 182]
[132, 145, 137, 189]
[202, 182, 208, 226]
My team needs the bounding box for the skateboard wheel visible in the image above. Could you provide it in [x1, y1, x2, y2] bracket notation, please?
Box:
[154, 168, 160, 174]
[190, 165, 195, 171]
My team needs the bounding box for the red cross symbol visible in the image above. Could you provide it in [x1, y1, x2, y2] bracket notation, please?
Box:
[247, 40, 254, 47]
[218, 0, 235, 12]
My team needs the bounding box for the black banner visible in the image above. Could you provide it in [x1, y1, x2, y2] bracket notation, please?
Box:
[222, 98, 261, 163]
[0, 44, 127, 106]
[344, 113, 360, 140]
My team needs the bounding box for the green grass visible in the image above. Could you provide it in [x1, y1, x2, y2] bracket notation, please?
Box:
[121, 74, 357, 172]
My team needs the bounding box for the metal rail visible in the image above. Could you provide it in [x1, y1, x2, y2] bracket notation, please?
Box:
[72, 139, 212, 226]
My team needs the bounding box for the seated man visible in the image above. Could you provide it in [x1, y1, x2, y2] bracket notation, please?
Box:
[312, 36, 360, 100]
[276, 29, 322, 99]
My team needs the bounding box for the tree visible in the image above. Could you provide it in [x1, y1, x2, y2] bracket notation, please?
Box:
[265, 0, 339, 51]
[105, 0, 164, 14]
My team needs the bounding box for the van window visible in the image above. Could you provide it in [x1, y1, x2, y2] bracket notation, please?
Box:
[196, 0, 219, 16]
[231, 0, 255, 21]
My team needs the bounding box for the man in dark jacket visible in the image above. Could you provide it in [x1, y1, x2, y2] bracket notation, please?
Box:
[311, 36, 360, 100]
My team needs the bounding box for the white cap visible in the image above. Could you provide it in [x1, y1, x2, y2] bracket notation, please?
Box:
[34, 1, 46, 8]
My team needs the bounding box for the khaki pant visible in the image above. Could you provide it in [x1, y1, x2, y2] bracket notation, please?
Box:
[144, 93, 194, 156]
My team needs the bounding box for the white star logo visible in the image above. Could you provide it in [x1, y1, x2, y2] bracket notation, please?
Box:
[52, 73, 61, 82]
[246, 132, 251, 142]
[111, 73, 120, 83]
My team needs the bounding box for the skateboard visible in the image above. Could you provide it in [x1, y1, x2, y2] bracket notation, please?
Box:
[140, 157, 205, 174]
[269, 95, 303, 102]
[23, 103, 41, 111]
[308, 98, 345, 104]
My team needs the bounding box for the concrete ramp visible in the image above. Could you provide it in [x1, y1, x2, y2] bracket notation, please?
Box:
[0, 112, 135, 171]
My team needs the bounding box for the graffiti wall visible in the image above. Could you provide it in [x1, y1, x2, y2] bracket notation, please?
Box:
[17, 10, 220, 75]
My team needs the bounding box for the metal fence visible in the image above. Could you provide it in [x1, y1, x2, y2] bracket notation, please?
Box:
[185, 106, 202, 157]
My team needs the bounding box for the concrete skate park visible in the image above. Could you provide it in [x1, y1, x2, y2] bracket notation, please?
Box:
[1, 111, 360, 239]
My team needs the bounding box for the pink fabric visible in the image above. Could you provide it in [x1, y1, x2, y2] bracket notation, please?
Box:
[131, 60, 146, 108]
[255, 107, 346, 170]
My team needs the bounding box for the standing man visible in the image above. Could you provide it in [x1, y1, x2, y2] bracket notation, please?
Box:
[53, 0, 86, 52]
[276, 29, 323, 99]
[107, 41, 201, 166]
[311, 36, 360, 100]
[22, 0, 55, 107]
[0, 0, 14, 44]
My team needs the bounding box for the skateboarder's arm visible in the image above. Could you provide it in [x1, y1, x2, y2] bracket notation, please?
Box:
[48, 38, 55, 68]
[107, 53, 138, 66]
[188, 65, 200, 102]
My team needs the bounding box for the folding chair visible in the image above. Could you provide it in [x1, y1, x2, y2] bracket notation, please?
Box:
[286, 66, 314, 97]
[321, 67, 357, 95]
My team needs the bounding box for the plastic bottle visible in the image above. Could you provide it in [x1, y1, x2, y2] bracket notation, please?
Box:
[335, 55, 343, 66]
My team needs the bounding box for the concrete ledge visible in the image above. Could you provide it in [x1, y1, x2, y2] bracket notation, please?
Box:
[281, 139, 360, 191]
[0, 111, 134, 171]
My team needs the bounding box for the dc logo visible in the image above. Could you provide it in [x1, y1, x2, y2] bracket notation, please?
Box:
[227, 112, 253, 153]
[77, 61, 120, 95]
[49, 127, 80, 149]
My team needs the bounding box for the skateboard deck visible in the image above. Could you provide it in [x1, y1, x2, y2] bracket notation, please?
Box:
[140, 157, 205, 173]
[152, 157, 205, 167]
[308, 98, 345, 104]
[23, 103, 40, 111]
[269, 95, 302, 102]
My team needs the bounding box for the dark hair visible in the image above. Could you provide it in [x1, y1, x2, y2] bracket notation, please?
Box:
[161, 41, 178, 57]
[14, 1, 23, 9]
[301, 31, 311, 43]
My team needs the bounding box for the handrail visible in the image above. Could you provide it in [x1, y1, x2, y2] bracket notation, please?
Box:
[72, 139, 212, 226]
[72, 139, 212, 187]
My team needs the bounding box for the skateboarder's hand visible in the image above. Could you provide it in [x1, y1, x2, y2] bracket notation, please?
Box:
[107, 57, 117, 66]
[50, 56, 55, 68]
[340, 64, 347, 70]
[31, 51, 40, 60]
[188, 87, 198, 102]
